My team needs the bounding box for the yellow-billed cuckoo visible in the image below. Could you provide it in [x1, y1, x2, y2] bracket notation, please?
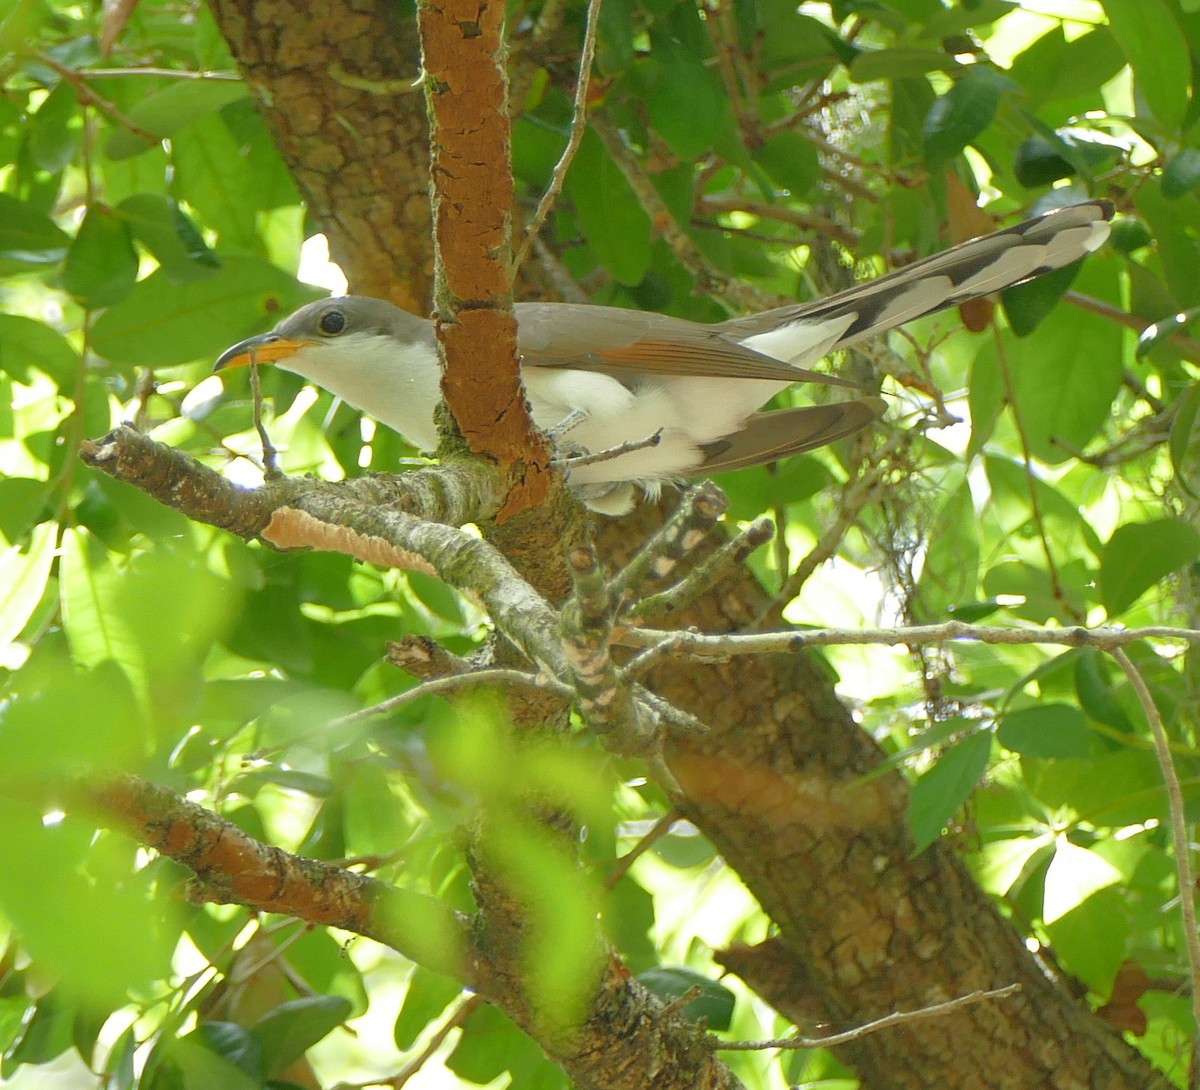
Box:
[214, 201, 1111, 513]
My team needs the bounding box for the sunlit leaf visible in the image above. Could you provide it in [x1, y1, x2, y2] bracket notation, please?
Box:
[1100, 0, 1191, 132]
[0, 520, 55, 647]
[1043, 838, 1122, 924]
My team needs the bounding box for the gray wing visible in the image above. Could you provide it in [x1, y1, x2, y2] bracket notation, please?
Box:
[717, 200, 1113, 347]
[697, 397, 887, 475]
[513, 302, 859, 387]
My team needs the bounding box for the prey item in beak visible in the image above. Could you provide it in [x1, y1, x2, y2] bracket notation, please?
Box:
[212, 334, 316, 371]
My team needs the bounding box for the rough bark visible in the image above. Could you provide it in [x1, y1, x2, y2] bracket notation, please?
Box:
[597, 507, 1155, 1090]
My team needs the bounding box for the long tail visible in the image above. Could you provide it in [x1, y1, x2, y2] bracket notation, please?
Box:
[719, 200, 1113, 354]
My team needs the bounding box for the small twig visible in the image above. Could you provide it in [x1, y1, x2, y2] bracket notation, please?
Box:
[329, 668, 573, 728]
[611, 482, 728, 603]
[513, 0, 604, 273]
[531, 233, 589, 302]
[554, 429, 662, 470]
[631, 683, 708, 736]
[34, 51, 161, 145]
[1065, 291, 1200, 367]
[606, 810, 682, 890]
[562, 545, 656, 754]
[696, 195, 861, 248]
[716, 983, 1021, 1051]
[350, 993, 482, 1090]
[619, 621, 1200, 658]
[759, 470, 889, 627]
[248, 360, 282, 479]
[1110, 647, 1200, 1056]
[628, 516, 773, 623]
[76, 67, 241, 80]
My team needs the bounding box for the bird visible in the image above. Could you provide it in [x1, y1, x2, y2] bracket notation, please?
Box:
[214, 200, 1112, 514]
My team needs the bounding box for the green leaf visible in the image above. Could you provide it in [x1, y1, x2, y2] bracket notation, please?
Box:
[637, 966, 736, 1029]
[170, 111, 262, 248]
[0, 314, 79, 386]
[919, 0, 1015, 37]
[1099, 518, 1200, 616]
[252, 996, 352, 1077]
[1043, 837, 1121, 924]
[0, 802, 177, 1001]
[566, 129, 651, 287]
[1008, 264, 1123, 463]
[29, 80, 79, 173]
[923, 68, 1008, 170]
[1135, 306, 1200, 359]
[851, 46, 959, 82]
[1099, 0, 1191, 132]
[63, 203, 140, 309]
[997, 704, 1092, 759]
[105, 78, 248, 159]
[1162, 148, 1200, 199]
[116, 193, 221, 282]
[0, 192, 70, 265]
[91, 256, 322, 367]
[164, 1032, 262, 1090]
[60, 527, 144, 681]
[645, 43, 730, 161]
[1074, 650, 1133, 734]
[751, 130, 820, 197]
[0, 478, 52, 543]
[1042, 887, 1128, 992]
[1001, 262, 1079, 336]
[914, 479, 980, 618]
[1012, 130, 1123, 188]
[0, 520, 55, 647]
[908, 730, 991, 853]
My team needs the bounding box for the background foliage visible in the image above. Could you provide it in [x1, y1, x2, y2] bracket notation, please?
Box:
[1, 0, 1199, 1086]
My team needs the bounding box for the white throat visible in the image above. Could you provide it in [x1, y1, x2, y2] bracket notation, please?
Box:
[280, 333, 443, 451]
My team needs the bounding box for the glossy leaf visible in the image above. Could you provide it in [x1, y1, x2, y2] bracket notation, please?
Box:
[252, 996, 352, 1076]
[923, 68, 1008, 169]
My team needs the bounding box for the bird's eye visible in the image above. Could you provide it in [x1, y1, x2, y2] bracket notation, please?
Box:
[319, 310, 346, 336]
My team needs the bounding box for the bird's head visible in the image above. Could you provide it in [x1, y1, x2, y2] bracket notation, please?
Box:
[213, 295, 427, 377]
[211, 296, 442, 448]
